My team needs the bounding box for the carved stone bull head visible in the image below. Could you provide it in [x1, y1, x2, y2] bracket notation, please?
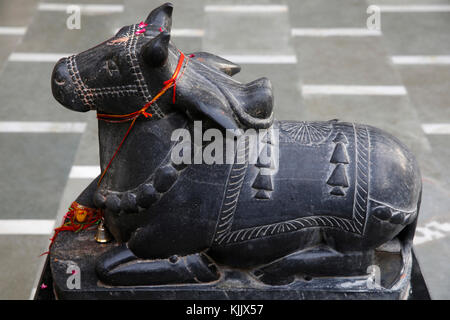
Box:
[51, 2, 274, 130]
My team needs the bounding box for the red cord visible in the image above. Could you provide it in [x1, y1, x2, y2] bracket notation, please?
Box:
[97, 118, 137, 186]
[96, 51, 187, 186]
[41, 202, 103, 256]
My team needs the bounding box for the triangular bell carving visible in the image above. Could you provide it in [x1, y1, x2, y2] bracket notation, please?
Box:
[327, 164, 349, 187]
[252, 172, 273, 191]
[330, 142, 349, 164]
[333, 132, 348, 144]
[256, 154, 272, 168]
[330, 186, 346, 196]
[255, 190, 271, 199]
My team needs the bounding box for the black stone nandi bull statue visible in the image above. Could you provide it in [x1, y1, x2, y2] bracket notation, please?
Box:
[51, 3, 421, 291]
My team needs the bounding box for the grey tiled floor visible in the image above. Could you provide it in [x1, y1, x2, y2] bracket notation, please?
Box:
[0, 0, 38, 26]
[0, 0, 448, 299]
[0, 63, 85, 121]
[380, 12, 450, 55]
[16, 12, 121, 54]
[0, 235, 48, 299]
[0, 35, 20, 71]
[287, 0, 369, 28]
[398, 66, 450, 123]
[293, 36, 403, 85]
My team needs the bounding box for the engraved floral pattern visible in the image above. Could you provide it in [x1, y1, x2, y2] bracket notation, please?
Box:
[280, 121, 332, 145]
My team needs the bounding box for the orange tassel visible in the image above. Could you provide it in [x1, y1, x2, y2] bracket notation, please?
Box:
[41, 202, 103, 256]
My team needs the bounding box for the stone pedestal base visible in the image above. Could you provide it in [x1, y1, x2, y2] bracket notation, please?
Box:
[35, 230, 430, 300]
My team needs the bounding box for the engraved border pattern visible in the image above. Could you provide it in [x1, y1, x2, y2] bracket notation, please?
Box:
[352, 124, 370, 234]
[213, 139, 249, 244]
[213, 124, 371, 246]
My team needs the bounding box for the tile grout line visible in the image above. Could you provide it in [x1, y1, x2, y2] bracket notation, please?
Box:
[391, 56, 450, 65]
[171, 29, 205, 37]
[0, 220, 55, 235]
[0, 0, 82, 300]
[38, 3, 124, 14]
[69, 165, 100, 179]
[291, 28, 381, 37]
[301, 85, 407, 96]
[0, 27, 27, 36]
[421, 123, 450, 135]
[377, 5, 450, 13]
[204, 5, 288, 13]
[370, 3, 441, 152]
[221, 55, 297, 64]
[8, 52, 73, 62]
[0, 122, 86, 133]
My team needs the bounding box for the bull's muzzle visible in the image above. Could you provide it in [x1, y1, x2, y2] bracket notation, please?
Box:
[51, 57, 90, 112]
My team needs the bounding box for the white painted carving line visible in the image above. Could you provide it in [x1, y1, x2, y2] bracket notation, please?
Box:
[0, 122, 86, 133]
[205, 5, 288, 13]
[8, 53, 73, 62]
[0, 26, 27, 35]
[378, 5, 450, 12]
[38, 3, 124, 14]
[0, 220, 55, 235]
[302, 85, 407, 96]
[222, 55, 297, 64]
[421, 123, 450, 135]
[291, 28, 381, 37]
[69, 165, 100, 179]
[171, 29, 205, 37]
[392, 56, 450, 65]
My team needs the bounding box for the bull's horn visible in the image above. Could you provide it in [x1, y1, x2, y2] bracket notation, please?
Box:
[145, 2, 173, 33]
[188, 52, 241, 76]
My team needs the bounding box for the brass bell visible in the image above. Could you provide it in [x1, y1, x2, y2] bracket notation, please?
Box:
[95, 219, 112, 243]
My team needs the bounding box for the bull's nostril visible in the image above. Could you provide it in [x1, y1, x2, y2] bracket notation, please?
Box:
[54, 78, 66, 86]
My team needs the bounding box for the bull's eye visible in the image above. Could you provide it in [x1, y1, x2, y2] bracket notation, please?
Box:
[105, 59, 119, 77]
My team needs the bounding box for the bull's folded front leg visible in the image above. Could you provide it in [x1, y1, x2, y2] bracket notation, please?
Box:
[74, 176, 220, 286]
[95, 244, 220, 286]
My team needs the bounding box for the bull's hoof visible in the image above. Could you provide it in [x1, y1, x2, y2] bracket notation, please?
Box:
[95, 244, 220, 286]
[252, 246, 374, 285]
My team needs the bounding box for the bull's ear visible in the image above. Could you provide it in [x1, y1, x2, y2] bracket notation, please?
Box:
[189, 52, 241, 76]
[141, 32, 170, 67]
[190, 100, 242, 132]
[183, 95, 241, 131]
[145, 2, 173, 33]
